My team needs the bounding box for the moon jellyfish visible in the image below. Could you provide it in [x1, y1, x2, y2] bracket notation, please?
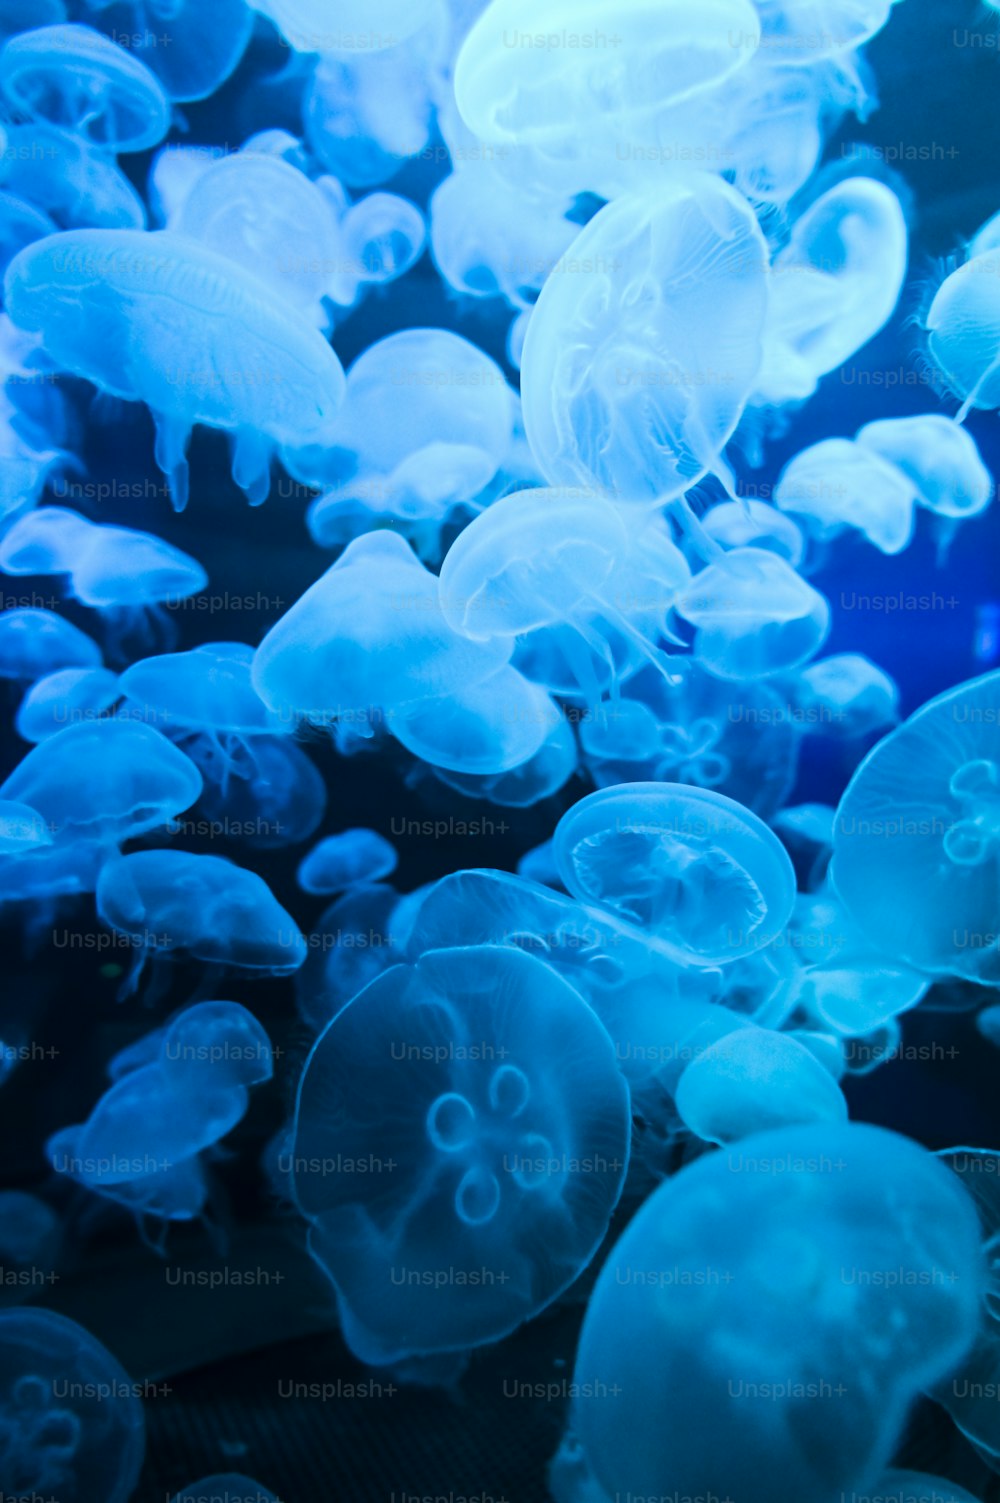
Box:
[431, 711, 579, 810]
[0, 123, 146, 231]
[0, 505, 95, 575]
[292, 944, 629, 1362]
[702, 499, 805, 566]
[0, 192, 55, 281]
[857, 413, 994, 524]
[96, 849, 306, 992]
[925, 254, 1000, 420]
[170, 1479, 281, 1503]
[0, 24, 171, 154]
[675, 548, 831, 679]
[520, 177, 769, 508]
[0, 798, 51, 854]
[392, 665, 561, 776]
[832, 669, 1000, 984]
[48, 1001, 273, 1232]
[0, 609, 101, 683]
[793, 654, 899, 740]
[0, 1307, 145, 1502]
[0, 1192, 61, 1306]
[298, 829, 399, 895]
[2, 719, 201, 847]
[554, 782, 796, 965]
[756, 178, 908, 406]
[340, 191, 426, 291]
[294, 882, 402, 1032]
[674, 1025, 848, 1145]
[773, 804, 835, 890]
[252, 532, 511, 737]
[195, 735, 327, 851]
[4, 229, 347, 509]
[77, 0, 254, 104]
[775, 437, 919, 554]
[15, 666, 120, 743]
[554, 1123, 983, 1503]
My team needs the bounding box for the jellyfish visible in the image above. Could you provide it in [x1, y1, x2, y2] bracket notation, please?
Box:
[0, 505, 95, 575]
[75, 0, 254, 104]
[96, 849, 306, 994]
[2, 718, 202, 849]
[516, 839, 562, 890]
[172, 151, 342, 326]
[48, 1002, 273, 1235]
[170, 1479, 282, 1503]
[519, 176, 769, 511]
[194, 735, 327, 851]
[755, 178, 909, 406]
[772, 803, 835, 890]
[0, 1307, 145, 1502]
[0, 123, 147, 231]
[0, 24, 172, 154]
[553, 782, 796, 966]
[553, 1122, 983, 1503]
[250, 0, 440, 52]
[702, 499, 805, 566]
[0, 608, 102, 683]
[392, 664, 562, 776]
[857, 413, 994, 546]
[292, 944, 629, 1363]
[0, 191, 56, 283]
[0, 797, 51, 854]
[251, 531, 512, 738]
[672, 1025, 848, 1145]
[15, 667, 120, 743]
[674, 547, 831, 680]
[792, 654, 899, 740]
[832, 668, 1000, 985]
[0, 1192, 61, 1307]
[298, 829, 399, 895]
[775, 437, 919, 554]
[925, 254, 1000, 420]
[4, 229, 347, 509]
[338, 190, 426, 294]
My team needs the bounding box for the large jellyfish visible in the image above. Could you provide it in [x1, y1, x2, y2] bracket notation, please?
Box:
[0, 608, 102, 683]
[96, 849, 307, 993]
[552, 1122, 983, 1503]
[519, 176, 769, 509]
[0, 24, 172, 154]
[291, 945, 629, 1363]
[832, 669, 1000, 984]
[4, 229, 347, 508]
[925, 254, 1000, 420]
[48, 1001, 273, 1237]
[0, 1307, 145, 1502]
[674, 547, 831, 679]
[553, 782, 796, 965]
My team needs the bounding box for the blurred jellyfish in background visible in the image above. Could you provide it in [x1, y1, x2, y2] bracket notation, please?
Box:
[15, 666, 121, 742]
[298, 828, 398, 895]
[0, 1307, 146, 1502]
[0, 1191, 61, 1306]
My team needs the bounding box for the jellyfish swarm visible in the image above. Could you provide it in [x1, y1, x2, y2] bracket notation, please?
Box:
[298, 828, 399, 895]
[519, 175, 769, 511]
[832, 669, 1000, 985]
[925, 253, 1000, 420]
[674, 547, 831, 679]
[292, 944, 630, 1363]
[96, 850, 307, 995]
[554, 782, 796, 966]
[553, 1123, 983, 1503]
[4, 229, 347, 509]
[0, 1307, 145, 1503]
[47, 1002, 273, 1236]
[0, 24, 171, 154]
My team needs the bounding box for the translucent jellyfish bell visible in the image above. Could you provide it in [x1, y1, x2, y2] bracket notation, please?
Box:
[0, 123, 147, 231]
[292, 944, 629, 1363]
[554, 782, 796, 965]
[520, 176, 769, 507]
[674, 1025, 848, 1144]
[674, 547, 831, 679]
[15, 667, 120, 743]
[925, 254, 1000, 420]
[0, 505, 95, 575]
[96, 850, 307, 991]
[0, 1192, 61, 1306]
[0, 24, 171, 154]
[78, 0, 254, 104]
[0, 191, 56, 281]
[857, 414, 994, 521]
[702, 499, 805, 566]
[775, 437, 919, 554]
[0, 608, 102, 683]
[555, 1123, 983, 1503]
[833, 669, 1000, 983]
[793, 654, 899, 741]
[0, 1307, 145, 1503]
[4, 229, 347, 509]
[298, 828, 398, 895]
[0, 797, 51, 853]
[340, 191, 426, 291]
[2, 719, 201, 848]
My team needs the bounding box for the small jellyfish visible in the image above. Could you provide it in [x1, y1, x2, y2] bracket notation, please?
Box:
[702, 499, 805, 566]
[295, 882, 402, 1032]
[0, 797, 51, 853]
[392, 664, 562, 776]
[5, 229, 347, 509]
[15, 666, 120, 742]
[96, 849, 306, 993]
[520, 176, 769, 507]
[857, 414, 994, 530]
[195, 735, 327, 851]
[170, 1479, 281, 1503]
[0, 24, 171, 154]
[0, 608, 102, 683]
[0, 1307, 145, 1502]
[775, 437, 919, 555]
[0, 505, 95, 575]
[674, 547, 831, 679]
[0, 123, 147, 231]
[292, 944, 629, 1362]
[555, 1123, 983, 1503]
[925, 254, 1000, 420]
[793, 654, 899, 740]
[298, 829, 399, 895]
[553, 782, 796, 966]
[0, 1192, 61, 1306]
[756, 178, 908, 406]
[0, 191, 56, 282]
[251, 531, 511, 736]
[340, 191, 426, 291]
[832, 669, 1000, 984]
[673, 1026, 848, 1144]
[2, 718, 202, 847]
[48, 1001, 273, 1236]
